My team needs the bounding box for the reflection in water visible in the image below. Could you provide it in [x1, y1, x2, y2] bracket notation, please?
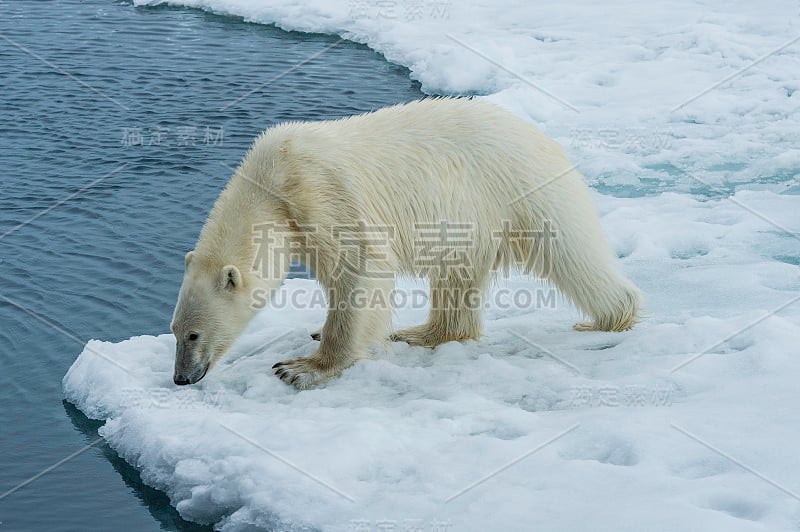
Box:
[63, 401, 214, 531]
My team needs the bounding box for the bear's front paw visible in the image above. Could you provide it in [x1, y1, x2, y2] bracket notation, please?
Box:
[272, 356, 337, 390]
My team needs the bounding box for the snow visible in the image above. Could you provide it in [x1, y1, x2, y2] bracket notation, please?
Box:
[64, 1, 800, 530]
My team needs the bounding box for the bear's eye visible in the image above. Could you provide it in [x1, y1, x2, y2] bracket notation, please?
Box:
[188, 332, 199, 341]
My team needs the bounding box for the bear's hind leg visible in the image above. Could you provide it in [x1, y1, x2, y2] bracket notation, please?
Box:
[522, 214, 641, 332]
[390, 277, 486, 348]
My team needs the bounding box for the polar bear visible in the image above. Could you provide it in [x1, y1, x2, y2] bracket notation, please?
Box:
[170, 98, 641, 389]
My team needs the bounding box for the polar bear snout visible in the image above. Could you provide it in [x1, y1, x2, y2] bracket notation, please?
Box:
[173, 340, 210, 386]
[173, 364, 208, 386]
[173, 361, 209, 386]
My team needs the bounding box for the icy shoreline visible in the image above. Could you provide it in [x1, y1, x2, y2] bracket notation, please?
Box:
[136, 0, 800, 189]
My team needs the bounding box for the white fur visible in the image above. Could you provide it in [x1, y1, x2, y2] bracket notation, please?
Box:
[171, 98, 642, 389]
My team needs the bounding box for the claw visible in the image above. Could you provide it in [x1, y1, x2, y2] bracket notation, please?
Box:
[270, 356, 341, 389]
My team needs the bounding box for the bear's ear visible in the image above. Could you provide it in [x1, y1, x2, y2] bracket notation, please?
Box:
[220, 264, 242, 292]
[184, 251, 194, 267]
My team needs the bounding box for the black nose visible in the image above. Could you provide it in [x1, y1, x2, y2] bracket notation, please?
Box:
[173, 375, 191, 386]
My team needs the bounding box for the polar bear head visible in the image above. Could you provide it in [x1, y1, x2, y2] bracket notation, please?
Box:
[170, 250, 258, 385]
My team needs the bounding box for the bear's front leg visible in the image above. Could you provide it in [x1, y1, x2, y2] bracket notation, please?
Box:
[272, 352, 348, 390]
[273, 277, 391, 389]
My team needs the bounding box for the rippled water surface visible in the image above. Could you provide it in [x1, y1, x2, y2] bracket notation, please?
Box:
[0, 1, 421, 529]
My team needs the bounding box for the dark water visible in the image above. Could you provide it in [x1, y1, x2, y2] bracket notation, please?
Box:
[0, 1, 421, 529]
